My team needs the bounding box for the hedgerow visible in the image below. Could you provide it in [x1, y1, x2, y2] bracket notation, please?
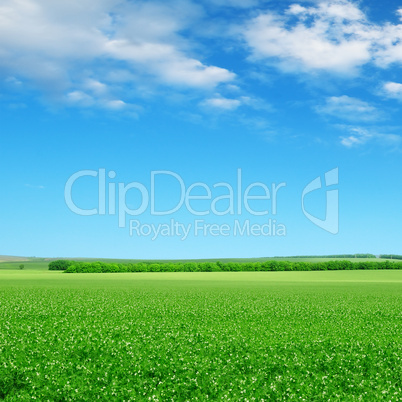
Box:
[48, 260, 74, 271]
[59, 259, 402, 273]
[276, 254, 377, 259]
[380, 254, 402, 260]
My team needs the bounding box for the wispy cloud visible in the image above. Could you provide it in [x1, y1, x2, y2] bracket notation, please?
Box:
[202, 95, 242, 111]
[339, 126, 402, 148]
[25, 184, 45, 189]
[383, 81, 402, 100]
[206, 0, 260, 8]
[316, 96, 383, 122]
[201, 94, 272, 113]
[0, 0, 235, 109]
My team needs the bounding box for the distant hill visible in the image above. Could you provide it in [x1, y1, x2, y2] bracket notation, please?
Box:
[0, 255, 45, 263]
[274, 254, 377, 259]
[0, 255, 31, 263]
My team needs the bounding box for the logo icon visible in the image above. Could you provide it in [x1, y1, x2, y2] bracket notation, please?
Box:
[302, 168, 339, 234]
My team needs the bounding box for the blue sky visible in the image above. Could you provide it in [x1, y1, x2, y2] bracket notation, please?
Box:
[1, 0, 402, 259]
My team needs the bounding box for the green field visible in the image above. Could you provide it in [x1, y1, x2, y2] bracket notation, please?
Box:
[0, 270, 401, 400]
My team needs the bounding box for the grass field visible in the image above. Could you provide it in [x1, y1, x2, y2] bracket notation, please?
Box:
[0, 270, 401, 400]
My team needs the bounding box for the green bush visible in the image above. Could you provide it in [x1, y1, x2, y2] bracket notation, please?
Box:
[48, 260, 74, 271]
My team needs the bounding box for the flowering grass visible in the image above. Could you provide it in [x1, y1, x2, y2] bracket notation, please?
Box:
[0, 271, 401, 400]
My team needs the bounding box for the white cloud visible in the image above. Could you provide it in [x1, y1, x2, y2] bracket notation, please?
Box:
[84, 79, 108, 96]
[202, 96, 242, 110]
[66, 91, 94, 107]
[4, 76, 23, 87]
[243, 0, 402, 75]
[201, 94, 270, 112]
[340, 126, 401, 148]
[372, 24, 402, 67]
[0, 0, 235, 109]
[383, 81, 402, 99]
[317, 96, 382, 122]
[104, 36, 235, 88]
[287, 4, 307, 15]
[341, 135, 365, 147]
[25, 184, 45, 189]
[340, 127, 372, 147]
[103, 99, 126, 110]
[206, 0, 260, 8]
[66, 89, 137, 113]
[317, 2, 365, 21]
[244, 1, 371, 74]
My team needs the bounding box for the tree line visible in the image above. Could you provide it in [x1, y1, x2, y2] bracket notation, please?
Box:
[274, 254, 377, 259]
[379, 254, 402, 260]
[48, 259, 402, 273]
